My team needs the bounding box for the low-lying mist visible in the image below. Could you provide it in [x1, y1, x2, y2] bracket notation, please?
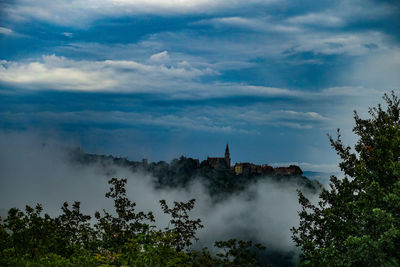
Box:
[0, 130, 321, 265]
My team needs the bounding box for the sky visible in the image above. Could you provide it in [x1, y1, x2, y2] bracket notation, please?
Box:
[1, 0, 399, 172]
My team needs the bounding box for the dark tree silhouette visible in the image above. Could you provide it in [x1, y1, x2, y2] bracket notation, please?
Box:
[292, 91, 400, 266]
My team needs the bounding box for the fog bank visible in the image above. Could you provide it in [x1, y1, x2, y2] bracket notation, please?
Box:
[0, 130, 320, 260]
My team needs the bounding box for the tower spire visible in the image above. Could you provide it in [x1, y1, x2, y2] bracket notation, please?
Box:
[225, 143, 230, 167]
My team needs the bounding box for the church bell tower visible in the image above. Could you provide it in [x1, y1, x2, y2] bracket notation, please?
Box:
[225, 143, 230, 168]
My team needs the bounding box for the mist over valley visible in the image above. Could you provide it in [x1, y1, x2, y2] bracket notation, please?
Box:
[0, 130, 324, 265]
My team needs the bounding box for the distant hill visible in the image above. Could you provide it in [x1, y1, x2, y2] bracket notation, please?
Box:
[302, 171, 340, 186]
[68, 148, 321, 197]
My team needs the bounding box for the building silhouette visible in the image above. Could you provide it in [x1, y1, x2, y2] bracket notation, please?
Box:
[207, 143, 230, 169]
[205, 143, 302, 176]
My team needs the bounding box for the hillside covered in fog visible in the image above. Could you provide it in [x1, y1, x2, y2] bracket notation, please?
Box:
[70, 146, 320, 198]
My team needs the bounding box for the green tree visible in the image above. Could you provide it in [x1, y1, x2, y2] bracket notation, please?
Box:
[160, 199, 203, 252]
[292, 91, 400, 266]
[213, 238, 266, 266]
[94, 178, 155, 251]
[55, 201, 96, 256]
[0, 177, 266, 266]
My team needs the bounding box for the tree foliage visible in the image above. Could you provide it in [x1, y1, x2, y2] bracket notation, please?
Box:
[0, 177, 265, 266]
[160, 198, 203, 252]
[292, 91, 400, 266]
[94, 178, 155, 251]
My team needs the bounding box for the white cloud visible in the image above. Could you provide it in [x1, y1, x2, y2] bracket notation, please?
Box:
[0, 54, 309, 99]
[0, 110, 243, 134]
[0, 26, 26, 37]
[287, 31, 391, 56]
[140, 23, 392, 68]
[150, 51, 170, 62]
[229, 108, 328, 129]
[0, 27, 13, 35]
[4, 0, 395, 28]
[270, 110, 328, 121]
[287, 13, 344, 27]
[276, 122, 313, 129]
[0, 56, 117, 91]
[344, 50, 400, 90]
[232, 109, 328, 124]
[0, 54, 216, 92]
[194, 16, 301, 33]
[320, 86, 381, 97]
[0, 104, 331, 135]
[286, 0, 397, 28]
[334, 0, 398, 21]
[106, 111, 237, 133]
[0, 54, 392, 101]
[4, 0, 275, 26]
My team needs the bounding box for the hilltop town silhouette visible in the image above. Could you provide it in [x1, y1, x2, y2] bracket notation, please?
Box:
[70, 144, 314, 195]
[73, 144, 302, 178]
[188, 144, 303, 177]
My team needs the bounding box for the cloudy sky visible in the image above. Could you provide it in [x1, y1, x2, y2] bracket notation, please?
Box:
[0, 0, 399, 172]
